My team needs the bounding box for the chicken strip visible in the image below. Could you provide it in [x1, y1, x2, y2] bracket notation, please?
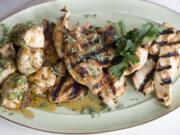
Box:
[48, 62, 87, 103]
[154, 23, 180, 106]
[43, 19, 60, 65]
[53, 6, 71, 58]
[1, 73, 29, 109]
[0, 42, 16, 59]
[28, 66, 56, 95]
[10, 23, 44, 48]
[0, 59, 16, 86]
[17, 47, 43, 75]
[132, 58, 156, 94]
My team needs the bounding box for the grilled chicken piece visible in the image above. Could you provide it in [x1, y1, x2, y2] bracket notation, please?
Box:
[43, 19, 60, 65]
[10, 23, 44, 48]
[28, 66, 56, 95]
[0, 59, 16, 86]
[48, 62, 87, 103]
[154, 23, 180, 106]
[64, 21, 126, 108]
[17, 47, 43, 75]
[0, 42, 16, 59]
[124, 47, 148, 75]
[154, 58, 177, 106]
[97, 74, 126, 107]
[1, 73, 29, 109]
[132, 58, 156, 94]
[53, 6, 71, 58]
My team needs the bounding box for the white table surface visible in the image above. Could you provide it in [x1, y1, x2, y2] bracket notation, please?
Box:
[0, 0, 180, 135]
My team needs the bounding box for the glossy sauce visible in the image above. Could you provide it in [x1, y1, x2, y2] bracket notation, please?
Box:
[4, 93, 104, 119]
[29, 95, 57, 112]
[7, 109, 34, 119]
[61, 93, 104, 113]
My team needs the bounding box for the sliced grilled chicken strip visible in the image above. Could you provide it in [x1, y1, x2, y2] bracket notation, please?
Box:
[64, 22, 126, 108]
[154, 57, 177, 106]
[17, 47, 43, 75]
[0, 59, 16, 86]
[28, 66, 56, 96]
[97, 74, 126, 107]
[149, 22, 178, 57]
[154, 23, 180, 106]
[43, 19, 60, 65]
[48, 62, 87, 103]
[53, 6, 71, 58]
[132, 58, 156, 94]
[1, 73, 29, 109]
[124, 47, 148, 75]
[0, 42, 16, 59]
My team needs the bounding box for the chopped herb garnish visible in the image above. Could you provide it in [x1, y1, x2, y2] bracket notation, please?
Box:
[8, 112, 14, 116]
[39, 102, 48, 108]
[84, 14, 97, 18]
[8, 90, 24, 101]
[0, 23, 10, 46]
[66, 35, 76, 44]
[81, 106, 96, 118]
[109, 21, 162, 79]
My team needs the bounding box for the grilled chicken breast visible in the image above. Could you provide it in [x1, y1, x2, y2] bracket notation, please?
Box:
[0, 59, 16, 86]
[63, 18, 126, 108]
[53, 6, 71, 58]
[17, 47, 43, 75]
[153, 23, 180, 106]
[28, 66, 56, 95]
[0, 42, 16, 59]
[48, 62, 87, 103]
[1, 73, 29, 109]
[132, 58, 156, 94]
[11, 23, 44, 48]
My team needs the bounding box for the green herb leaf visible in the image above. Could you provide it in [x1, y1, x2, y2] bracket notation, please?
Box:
[108, 22, 162, 79]
[108, 61, 128, 79]
[125, 54, 139, 64]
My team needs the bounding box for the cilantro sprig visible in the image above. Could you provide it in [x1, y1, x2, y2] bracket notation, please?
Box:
[109, 21, 162, 79]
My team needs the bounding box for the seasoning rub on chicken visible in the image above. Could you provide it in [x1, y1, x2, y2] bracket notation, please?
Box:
[61, 10, 126, 108]
[153, 23, 180, 106]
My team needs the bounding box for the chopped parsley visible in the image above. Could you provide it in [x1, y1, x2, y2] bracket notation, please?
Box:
[109, 21, 162, 79]
[84, 14, 97, 18]
[0, 24, 10, 46]
[8, 90, 24, 101]
[65, 35, 76, 44]
[81, 106, 96, 118]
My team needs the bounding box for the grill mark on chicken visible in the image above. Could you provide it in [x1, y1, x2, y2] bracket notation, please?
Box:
[51, 76, 67, 101]
[149, 54, 159, 61]
[176, 30, 180, 34]
[159, 51, 179, 58]
[156, 65, 172, 72]
[155, 41, 180, 46]
[70, 45, 113, 67]
[161, 78, 172, 85]
[79, 66, 88, 77]
[138, 68, 156, 92]
[98, 59, 111, 65]
[160, 28, 174, 35]
[157, 98, 165, 102]
[68, 83, 83, 100]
